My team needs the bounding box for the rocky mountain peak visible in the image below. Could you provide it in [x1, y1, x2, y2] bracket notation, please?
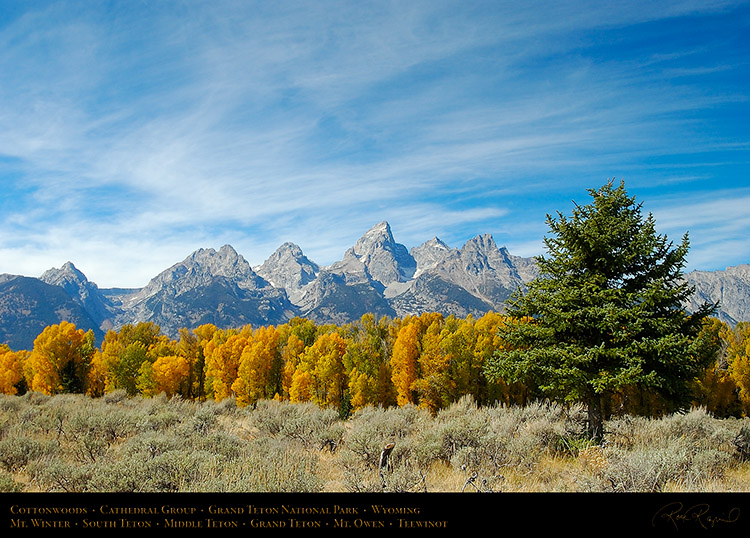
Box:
[685, 263, 750, 326]
[40, 261, 95, 304]
[189, 245, 256, 280]
[352, 221, 395, 254]
[459, 234, 501, 273]
[255, 242, 320, 301]
[463, 233, 499, 253]
[133, 245, 268, 305]
[411, 237, 453, 275]
[117, 244, 294, 337]
[39, 261, 113, 327]
[340, 221, 417, 286]
[40, 261, 89, 287]
[188, 244, 243, 271]
[2, 221, 746, 352]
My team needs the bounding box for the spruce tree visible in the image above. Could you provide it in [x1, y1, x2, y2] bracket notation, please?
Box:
[484, 180, 718, 440]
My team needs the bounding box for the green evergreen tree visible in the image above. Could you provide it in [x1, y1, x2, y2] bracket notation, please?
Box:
[484, 180, 718, 440]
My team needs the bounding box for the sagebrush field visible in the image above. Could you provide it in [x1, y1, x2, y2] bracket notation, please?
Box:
[2, 391, 749, 494]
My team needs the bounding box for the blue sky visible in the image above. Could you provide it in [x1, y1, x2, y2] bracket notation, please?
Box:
[0, 0, 748, 288]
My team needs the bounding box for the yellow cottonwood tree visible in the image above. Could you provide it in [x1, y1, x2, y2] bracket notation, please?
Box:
[23, 321, 95, 395]
[299, 331, 348, 408]
[415, 320, 451, 413]
[205, 325, 252, 401]
[0, 345, 25, 395]
[188, 323, 219, 400]
[88, 330, 122, 395]
[233, 325, 282, 406]
[281, 332, 306, 400]
[347, 370, 373, 411]
[473, 312, 528, 405]
[727, 322, 750, 415]
[391, 322, 420, 406]
[86, 350, 108, 397]
[439, 316, 476, 403]
[289, 368, 314, 403]
[343, 314, 396, 410]
[151, 354, 190, 398]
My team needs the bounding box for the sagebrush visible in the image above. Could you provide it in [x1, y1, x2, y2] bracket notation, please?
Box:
[1, 392, 749, 493]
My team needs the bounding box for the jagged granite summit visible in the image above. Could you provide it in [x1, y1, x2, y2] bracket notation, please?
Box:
[0, 222, 748, 349]
[387, 233, 540, 318]
[116, 245, 297, 338]
[40, 261, 116, 330]
[255, 242, 320, 304]
[256, 222, 540, 322]
[344, 221, 417, 286]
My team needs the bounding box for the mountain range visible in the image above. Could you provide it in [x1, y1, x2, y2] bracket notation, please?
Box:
[1, 221, 747, 350]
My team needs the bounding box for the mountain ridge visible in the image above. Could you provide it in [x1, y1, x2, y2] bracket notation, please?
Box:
[1, 221, 747, 349]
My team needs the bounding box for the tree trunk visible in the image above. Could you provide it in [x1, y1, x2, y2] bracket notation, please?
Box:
[379, 443, 396, 489]
[587, 396, 604, 443]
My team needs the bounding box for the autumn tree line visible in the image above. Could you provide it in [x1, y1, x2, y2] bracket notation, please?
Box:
[0, 313, 748, 419]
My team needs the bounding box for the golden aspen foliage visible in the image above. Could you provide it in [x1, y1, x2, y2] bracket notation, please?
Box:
[0, 346, 25, 395]
[204, 325, 252, 401]
[151, 354, 190, 398]
[233, 325, 282, 406]
[342, 315, 390, 411]
[686, 318, 739, 417]
[391, 322, 420, 406]
[23, 321, 95, 395]
[92, 330, 124, 394]
[473, 312, 508, 366]
[414, 319, 452, 414]
[289, 368, 314, 403]
[86, 350, 108, 397]
[281, 333, 306, 400]
[176, 327, 201, 399]
[193, 323, 219, 343]
[114, 341, 150, 396]
[118, 322, 162, 350]
[12, 308, 743, 418]
[347, 370, 373, 411]
[136, 360, 157, 397]
[439, 315, 477, 402]
[695, 364, 739, 417]
[94, 322, 169, 396]
[146, 334, 179, 362]
[286, 316, 318, 347]
[186, 324, 218, 400]
[298, 331, 348, 408]
[727, 322, 750, 415]
[473, 312, 528, 405]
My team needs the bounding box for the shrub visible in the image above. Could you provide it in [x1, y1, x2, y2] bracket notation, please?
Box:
[734, 424, 750, 461]
[0, 469, 22, 492]
[0, 434, 57, 472]
[85, 458, 150, 492]
[211, 438, 321, 493]
[103, 389, 128, 404]
[248, 400, 345, 450]
[187, 405, 218, 435]
[142, 450, 208, 492]
[603, 441, 692, 492]
[120, 431, 184, 460]
[27, 456, 93, 493]
[0, 391, 747, 493]
[343, 404, 430, 466]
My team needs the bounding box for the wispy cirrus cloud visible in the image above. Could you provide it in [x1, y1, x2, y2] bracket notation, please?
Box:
[0, 0, 748, 287]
